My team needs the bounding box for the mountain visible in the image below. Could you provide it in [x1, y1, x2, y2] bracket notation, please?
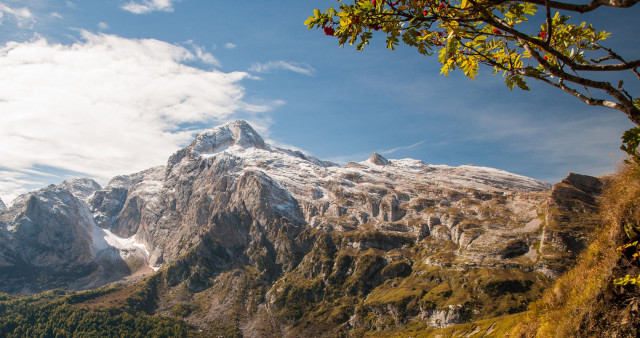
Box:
[0, 178, 151, 293]
[0, 120, 604, 336]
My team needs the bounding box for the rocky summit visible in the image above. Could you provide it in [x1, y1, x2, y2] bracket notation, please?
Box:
[0, 120, 604, 335]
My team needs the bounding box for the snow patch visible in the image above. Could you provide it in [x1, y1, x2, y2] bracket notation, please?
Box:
[90, 224, 159, 271]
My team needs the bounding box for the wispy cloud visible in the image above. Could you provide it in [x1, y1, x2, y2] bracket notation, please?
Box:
[0, 2, 35, 28]
[185, 40, 219, 66]
[98, 21, 108, 30]
[249, 60, 315, 76]
[121, 0, 180, 14]
[0, 32, 276, 202]
[224, 42, 237, 50]
[0, 170, 45, 205]
[380, 140, 426, 156]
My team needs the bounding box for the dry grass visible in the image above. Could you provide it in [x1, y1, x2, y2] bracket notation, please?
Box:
[509, 162, 640, 337]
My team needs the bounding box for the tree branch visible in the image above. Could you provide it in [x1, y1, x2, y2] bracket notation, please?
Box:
[513, 0, 639, 13]
[522, 40, 640, 123]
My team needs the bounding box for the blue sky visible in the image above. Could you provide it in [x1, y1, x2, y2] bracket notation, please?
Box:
[0, 0, 638, 203]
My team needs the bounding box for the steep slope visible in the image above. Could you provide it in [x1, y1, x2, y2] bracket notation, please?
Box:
[0, 178, 153, 293]
[0, 179, 99, 293]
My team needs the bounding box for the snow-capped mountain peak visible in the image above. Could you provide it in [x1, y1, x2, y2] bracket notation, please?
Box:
[191, 119, 267, 156]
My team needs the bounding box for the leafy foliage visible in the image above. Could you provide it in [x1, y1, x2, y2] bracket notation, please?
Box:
[621, 127, 640, 166]
[306, 0, 640, 124]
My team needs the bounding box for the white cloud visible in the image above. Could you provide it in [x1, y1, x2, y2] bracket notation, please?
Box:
[185, 40, 220, 67]
[0, 32, 276, 202]
[0, 2, 35, 28]
[50, 12, 63, 19]
[98, 21, 109, 30]
[380, 140, 425, 156]
[224, 42, 237, 50]
[249, 60, 315, 76]
[121, 0, 179, 14]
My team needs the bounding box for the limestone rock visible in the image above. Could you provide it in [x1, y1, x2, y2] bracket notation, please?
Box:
[536, 173, 605, 278]
[368, 152, 390, 166]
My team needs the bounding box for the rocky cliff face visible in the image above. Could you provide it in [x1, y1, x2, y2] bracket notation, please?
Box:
[0, 178, 153, 293]
[0, 120, 605, 335]
[536, 173, 604, 278]
[0, 179, 98, 293]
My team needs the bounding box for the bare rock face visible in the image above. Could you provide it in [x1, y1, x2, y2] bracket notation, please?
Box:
[536, 173, 605, 278]
[89, 166, 163, 232]
[0, 180, 99, 293]
[0, 198, 6, 212]
[0, 177, 157, 293]
[368, 152, 390, 166]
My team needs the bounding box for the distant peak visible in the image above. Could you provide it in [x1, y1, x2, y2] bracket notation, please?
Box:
[191, 120, 267, 155]
[59, 178, 102, 203]
[368, 152, 390, 166]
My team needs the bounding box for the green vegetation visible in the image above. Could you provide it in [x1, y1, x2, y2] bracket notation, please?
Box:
[0, 279, 197, 337]
[621, 127, 640, 167]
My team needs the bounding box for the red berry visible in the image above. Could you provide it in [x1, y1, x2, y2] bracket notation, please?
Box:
[371, 24, 381, 31]
[324, 26, 335, 36]
[543, 55, 548, 60]
[439, 2, 445, 9]
[423, 9, 428, 15]
[539, 31, 546, 39]
[493, 28, 502, 35]
[372, 0, 377, 6]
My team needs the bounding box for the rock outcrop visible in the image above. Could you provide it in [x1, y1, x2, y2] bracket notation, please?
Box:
[536, 173, 605, 278]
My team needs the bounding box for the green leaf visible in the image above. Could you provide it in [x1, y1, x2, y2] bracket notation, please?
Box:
[386, 35, 399, 50]
[505, 74, 530, 91]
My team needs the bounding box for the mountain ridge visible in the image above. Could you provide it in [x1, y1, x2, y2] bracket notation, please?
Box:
[0, 120, 603, 336]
